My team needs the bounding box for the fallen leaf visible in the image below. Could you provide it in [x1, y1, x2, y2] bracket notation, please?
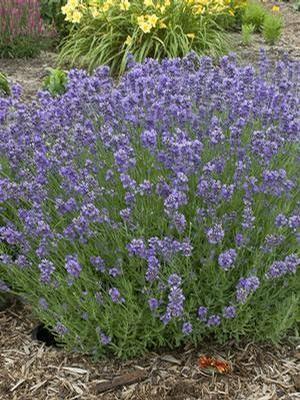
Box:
[198, 355, 231, 374]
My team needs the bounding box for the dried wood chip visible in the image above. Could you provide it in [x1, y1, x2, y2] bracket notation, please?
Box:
[95, 369, 148, 393]
[30, 380, 48, 392]
[62, 367, 89, 375]
[160, 355, 182, 365]
[10, 379, 25, 392]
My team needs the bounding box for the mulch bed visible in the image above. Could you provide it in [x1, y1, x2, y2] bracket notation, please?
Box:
[0, 302, 299, 400]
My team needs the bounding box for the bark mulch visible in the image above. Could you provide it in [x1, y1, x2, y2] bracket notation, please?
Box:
[0, 302, 299, 400]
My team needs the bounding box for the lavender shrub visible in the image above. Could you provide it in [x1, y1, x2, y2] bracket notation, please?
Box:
[0, 52, 299, 358]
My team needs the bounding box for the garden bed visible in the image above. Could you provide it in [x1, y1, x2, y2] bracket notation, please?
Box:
[0, 2, 299, 399]
[0, 303, 299, 400]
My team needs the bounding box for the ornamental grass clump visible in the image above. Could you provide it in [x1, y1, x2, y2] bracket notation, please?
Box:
[58, 0, 246, 74]
[0, 52, 299, 358]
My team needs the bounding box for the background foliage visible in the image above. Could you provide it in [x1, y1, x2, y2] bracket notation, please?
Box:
[58, 0, 246, 74]
[40, 0, 70, 37]
[0, 0, 56, 58]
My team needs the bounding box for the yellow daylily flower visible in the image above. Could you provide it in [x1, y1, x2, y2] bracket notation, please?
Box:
[61, 4, 70, 15]
[159, 21, 167, 28]
[272, 5, 280, 12]
[147, 14, 159, 26]
[193, 4, 204, 14]
[91, 7, 100, 17]
[68, 0, 79, 7]
[137, 16, 152, 33]
[125, 35, 133, 45]
[120, 0, 130, 10]
[186, 32, 195, 39]
[71, 10, 82, 23]
[144, 0, 154, 6]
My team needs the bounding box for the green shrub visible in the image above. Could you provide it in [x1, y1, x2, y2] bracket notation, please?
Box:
[0, 54, 299, 359]
[242, 1, 267, 32]
[40, 0, 70, 38]
[43, 68, 68, 96]
[241, 23, 255, 45]
[263, 13, 283, 45]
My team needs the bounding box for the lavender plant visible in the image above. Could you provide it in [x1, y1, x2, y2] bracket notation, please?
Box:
[0, 52, 299, 358]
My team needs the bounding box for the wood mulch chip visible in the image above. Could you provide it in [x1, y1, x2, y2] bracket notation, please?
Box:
[0, 303, 299, 400]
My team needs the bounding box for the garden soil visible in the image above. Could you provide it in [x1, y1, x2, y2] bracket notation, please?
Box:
[0, 1, 300, 399]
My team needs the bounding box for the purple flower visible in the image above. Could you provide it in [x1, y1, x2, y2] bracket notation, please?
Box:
[206, 224, 224, 244]
[38, 297, 49, 310]
[167, 285, 185, 318]
[55, 322, 68, 336]
[146, 256, 160, 282]
[235, 233, 245, 248]
[218, 249, 237, 271]
[100, 333, 112, 345]
[182, 322, 193, 335]
[223, 306, 236, 319]
[109, 267, 121, 277]
[288, 215, 300, 230]
[109, 287, 125, 303]
[172, 212, 186, 233]
[163, 274, 185, 322]
[207, 315, 221, 327]
[127, 239, 147, 258]
[275, 214, 288, 227]
[236, 276, 260, 304]
[38, 259, 55, 284]
[148, 298, 159, 311]
[265, 261, 287, 279]
[285, 254, 300, 274]
[242, 201, 255, 230]
[120, 207, 131, 221]
[15, 255, 30, 269]
[0, 279, 10, 292]
[65, 255, 82, 278]
[141, 129, 157, 148]
[168, 273, 182, 287]
[266, 254, 299, 279]
[198, 306, 208, 322]
[90, 256, 106, 272]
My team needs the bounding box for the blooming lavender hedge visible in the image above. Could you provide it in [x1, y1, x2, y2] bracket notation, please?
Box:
[0, 52, 299, 358]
